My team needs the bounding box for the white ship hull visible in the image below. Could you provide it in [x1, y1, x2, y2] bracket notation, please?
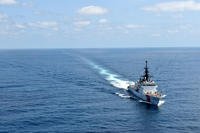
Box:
[128, 88, 165, 106]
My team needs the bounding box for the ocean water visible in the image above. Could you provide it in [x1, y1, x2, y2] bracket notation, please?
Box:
[0, 48, 200, 133]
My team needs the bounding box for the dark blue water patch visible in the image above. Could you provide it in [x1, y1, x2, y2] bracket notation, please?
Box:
[0, 48, 200, 133]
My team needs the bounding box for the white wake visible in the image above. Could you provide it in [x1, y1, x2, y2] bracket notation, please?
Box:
[115, 92, 131, 98]
[88, 61, 134, 90]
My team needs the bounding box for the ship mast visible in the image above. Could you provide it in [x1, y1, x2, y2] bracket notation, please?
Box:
[142, 60, 151, 82]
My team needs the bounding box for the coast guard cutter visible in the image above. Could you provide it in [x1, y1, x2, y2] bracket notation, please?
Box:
[128, 61, 165, 106]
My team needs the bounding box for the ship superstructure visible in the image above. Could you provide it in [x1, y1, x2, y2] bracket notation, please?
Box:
[128, 61, 165, 106]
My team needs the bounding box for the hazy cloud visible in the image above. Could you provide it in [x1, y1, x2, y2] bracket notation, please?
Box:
[98, 18, 108, 24]
[167, 29, 179, 34]
[152, 33, 161, 37]
[15, 24, 26, 29]
[0, 0, 16, 5]
[74, 20, 91, 27]
[143, 1, 200, 12]
[28, 21, 59, 31]
[78, 5, 108, 15]
[125, 24, 144, 29]
[0, 13, 8, 22]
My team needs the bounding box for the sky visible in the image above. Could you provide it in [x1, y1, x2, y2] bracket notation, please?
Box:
[0, 0, 200, 48]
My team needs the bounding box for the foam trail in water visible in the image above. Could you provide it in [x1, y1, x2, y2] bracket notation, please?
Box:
[115, 92, 131, 98]
[88, 61, 134, 90]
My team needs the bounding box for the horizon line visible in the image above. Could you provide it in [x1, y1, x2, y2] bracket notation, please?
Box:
[0, 46, 200, 50]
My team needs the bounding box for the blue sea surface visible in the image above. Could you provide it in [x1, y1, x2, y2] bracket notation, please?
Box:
[0, 48, 200, 132]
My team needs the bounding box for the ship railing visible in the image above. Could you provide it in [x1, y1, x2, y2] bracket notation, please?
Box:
[141, 81, 157, 86]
